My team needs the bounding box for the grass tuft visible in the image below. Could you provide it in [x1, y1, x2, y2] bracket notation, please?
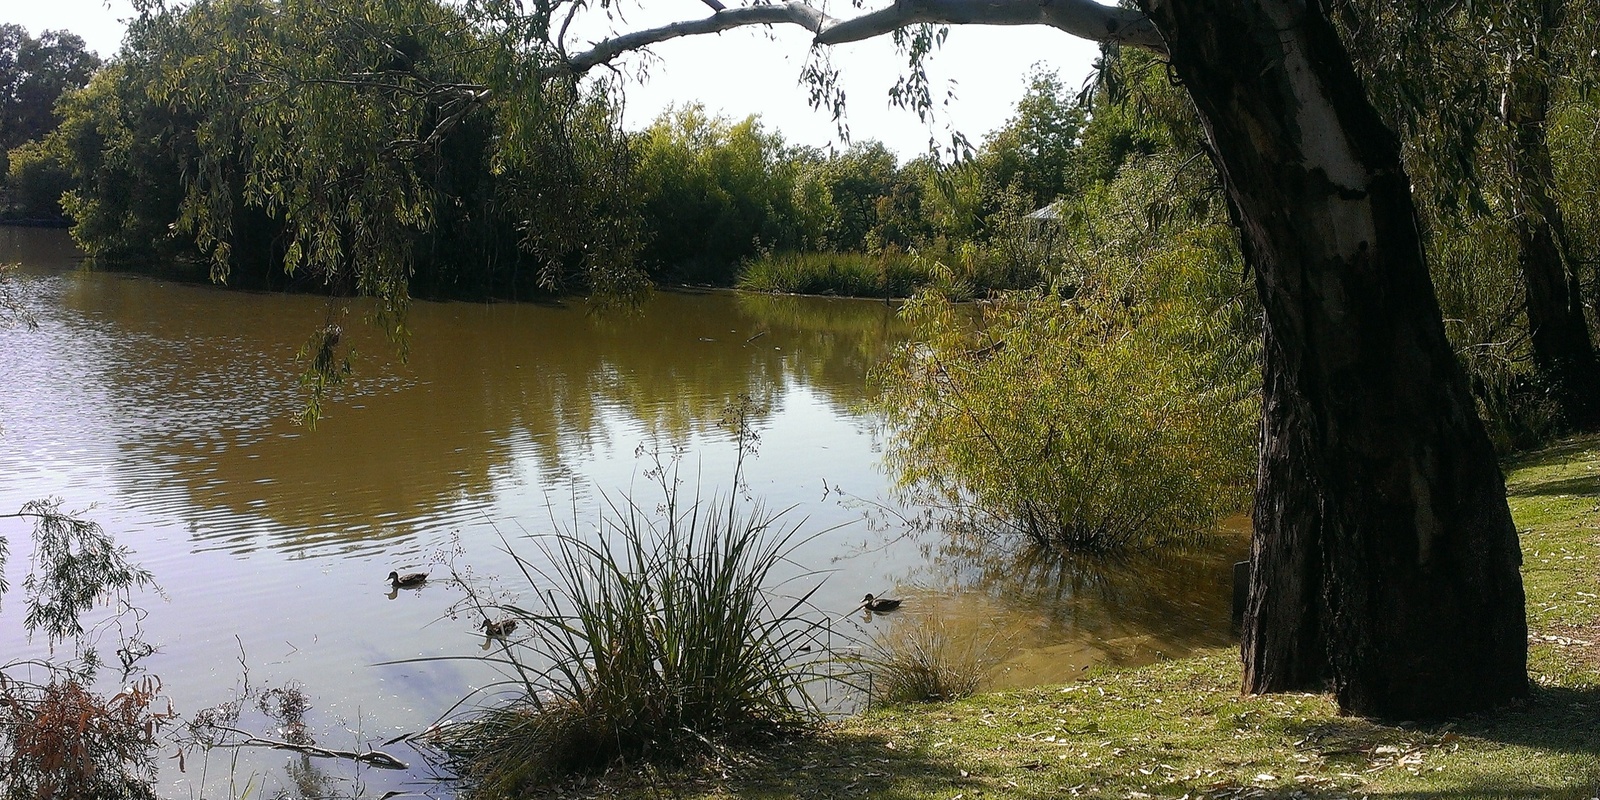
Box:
[863, 615, 995, 705]
[436, 480, 829, 795]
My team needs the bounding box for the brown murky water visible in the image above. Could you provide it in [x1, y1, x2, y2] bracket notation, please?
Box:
[0, 226, 1245, 797]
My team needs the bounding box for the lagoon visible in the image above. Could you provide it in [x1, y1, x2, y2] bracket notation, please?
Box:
[0, 226, 1244, 797]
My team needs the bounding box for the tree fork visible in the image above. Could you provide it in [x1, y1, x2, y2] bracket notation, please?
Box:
[1141, 0, 1528, 717]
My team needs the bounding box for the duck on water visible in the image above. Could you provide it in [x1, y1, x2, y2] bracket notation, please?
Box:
[387, 571, 428, 589]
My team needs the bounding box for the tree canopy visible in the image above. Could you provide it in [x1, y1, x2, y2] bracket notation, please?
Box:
[0, 25, 101, 153]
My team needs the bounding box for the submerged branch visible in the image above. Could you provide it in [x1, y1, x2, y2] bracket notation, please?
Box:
[210, 725, 409, 770]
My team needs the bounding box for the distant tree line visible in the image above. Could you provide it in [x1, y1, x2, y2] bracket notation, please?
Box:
[0, 24, 100, 222]
[0, 0, 1126, 297]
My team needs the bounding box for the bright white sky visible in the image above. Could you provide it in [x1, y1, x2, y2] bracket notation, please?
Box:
[6, 0, 1100, 158]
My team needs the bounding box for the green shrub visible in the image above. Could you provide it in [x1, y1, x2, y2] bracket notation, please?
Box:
[874, 221, 1258, 552]
[3, 140, 73, 220]
[435, 477, 827, 794]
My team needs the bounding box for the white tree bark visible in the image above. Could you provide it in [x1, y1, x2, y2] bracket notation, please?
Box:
[558, 0, 1164, 76]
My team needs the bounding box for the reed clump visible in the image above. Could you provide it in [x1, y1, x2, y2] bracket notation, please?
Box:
[737, 251, 932, 298]
[436, 490, 827, 795]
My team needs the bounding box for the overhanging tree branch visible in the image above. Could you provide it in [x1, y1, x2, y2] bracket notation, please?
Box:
[558, 0, 1165, 77]
[815, 0, 1163, 50]
[563, 2, 836, 74]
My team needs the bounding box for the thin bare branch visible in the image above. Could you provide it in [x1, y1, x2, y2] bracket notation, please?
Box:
[563, 2, 834, 74]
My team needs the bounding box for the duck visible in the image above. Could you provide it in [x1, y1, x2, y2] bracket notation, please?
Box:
[480, 618, 518, 638]
[860, 593, 902, 613]
[387, 571, 428, 589]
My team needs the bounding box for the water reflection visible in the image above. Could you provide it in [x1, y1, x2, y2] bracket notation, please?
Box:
[882, 516, 1250, 688]
[5, 251, 907, 554]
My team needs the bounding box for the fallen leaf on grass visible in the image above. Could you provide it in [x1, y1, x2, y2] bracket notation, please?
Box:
[1534, 633, 1594, 647]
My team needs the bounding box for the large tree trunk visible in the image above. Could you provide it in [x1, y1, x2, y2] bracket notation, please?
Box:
[1141, 0, 1528, 717]
[1242, 323, 1329, 692]
[1506, 0, 1600, 430]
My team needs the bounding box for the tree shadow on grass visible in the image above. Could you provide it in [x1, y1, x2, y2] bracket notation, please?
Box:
[1506, 473, 1600, 499]
[706, 728, 980, 800]
[1273, 684, 1600, 800]
[523, 727, 976, 800]
[749, 694, 1600, 800]
[1299, 785, 1598, 799]
[1504, 435, 1600, 474]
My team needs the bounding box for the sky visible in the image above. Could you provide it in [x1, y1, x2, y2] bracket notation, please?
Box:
[7, 0, 1102, 158]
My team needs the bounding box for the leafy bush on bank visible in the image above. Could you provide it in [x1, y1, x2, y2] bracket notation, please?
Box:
[874, 155, 1259, 552]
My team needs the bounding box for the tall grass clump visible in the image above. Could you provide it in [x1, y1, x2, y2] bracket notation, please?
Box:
[862, 615, 995, 705]
[436, 470, 827, 794]
[874, 157, 1260, 552]
[737, 251, 933, 298]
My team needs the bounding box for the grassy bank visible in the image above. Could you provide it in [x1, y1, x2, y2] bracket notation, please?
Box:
[531, 435, 1600, 799]
[736, 251, 934, 298]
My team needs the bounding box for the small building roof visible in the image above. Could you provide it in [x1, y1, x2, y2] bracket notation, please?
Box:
[1026, 201, 1065, 221]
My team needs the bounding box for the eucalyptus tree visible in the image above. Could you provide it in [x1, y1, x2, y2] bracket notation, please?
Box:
[576, 0, 1534, 720]
[1494, 0, 1600, 428]
[1338, 0, 1600, 431]
[130, 0, 1527, 719]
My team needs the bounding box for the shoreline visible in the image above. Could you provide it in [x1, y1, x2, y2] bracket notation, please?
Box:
[539, 435, 1600, 799]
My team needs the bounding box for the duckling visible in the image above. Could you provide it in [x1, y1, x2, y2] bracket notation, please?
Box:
[387, 571, 428, 589]
[480, 618, 518, 638]
[861, 593, 902, 613]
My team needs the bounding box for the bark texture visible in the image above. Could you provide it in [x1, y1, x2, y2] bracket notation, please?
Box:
[1141, 0, 1528, 718]
[1243, 323, 1329, 692]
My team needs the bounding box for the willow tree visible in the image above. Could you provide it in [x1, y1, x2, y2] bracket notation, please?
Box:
[121, 0, 645, 309]
[139, 0, 1529, 719]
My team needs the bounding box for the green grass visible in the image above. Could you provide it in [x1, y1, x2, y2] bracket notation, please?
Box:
[736, 251, 934, 298]
[516, 435, 1600, 799]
